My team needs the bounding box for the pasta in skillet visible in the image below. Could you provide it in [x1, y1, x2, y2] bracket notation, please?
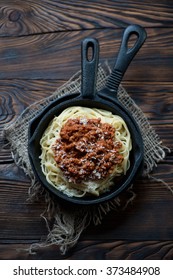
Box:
[39, 106, 132, 197]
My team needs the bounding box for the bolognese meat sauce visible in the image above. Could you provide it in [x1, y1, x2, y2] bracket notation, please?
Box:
[52, 118, 123, 183]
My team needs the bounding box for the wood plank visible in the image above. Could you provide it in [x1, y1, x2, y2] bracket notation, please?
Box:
[0, 79, 65, 162]
[124, 82, 173, 121]
[0, 0, 173, 37]
[0, 240, 173, 260]
[0, 28, 173, 81]
[0, 164, 47, 240]
[0, 79, 65, 115]
[67, 240, 173, 260]
[1, 81, 173, 162]
[0, 163, 173, 242]
[0, 0, 172, 262]
[0, 81, 173, 119]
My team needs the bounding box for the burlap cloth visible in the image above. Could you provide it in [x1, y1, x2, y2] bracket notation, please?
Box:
[4, 63, 170, 255]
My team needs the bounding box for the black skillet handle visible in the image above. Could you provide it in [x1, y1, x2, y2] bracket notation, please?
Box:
[81, 37, 99, 99]
[106, 25, 147, 94]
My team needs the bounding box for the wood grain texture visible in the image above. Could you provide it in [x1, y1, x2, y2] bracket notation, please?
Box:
[0, 241, 173, 260]
[0, 28, 173, 81]
[0, 0, 173, 37]
[66, 241, 173, 260]
[0, 163, 173, 242]
[1, 82, 172, 162]
[0, 0, 173, 260]
[0, 163, 47, 241]
[0, 81, 173, 118]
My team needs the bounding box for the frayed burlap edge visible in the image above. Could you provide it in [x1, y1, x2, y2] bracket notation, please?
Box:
[3, 63, 170, 255]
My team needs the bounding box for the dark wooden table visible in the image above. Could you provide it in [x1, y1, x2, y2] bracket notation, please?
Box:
[0, 0, 173, 260]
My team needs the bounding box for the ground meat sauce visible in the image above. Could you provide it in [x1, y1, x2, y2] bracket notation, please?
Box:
[52, 118, 123, 183]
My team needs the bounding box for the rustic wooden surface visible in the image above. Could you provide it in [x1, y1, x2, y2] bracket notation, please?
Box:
[0, 0, 173, 260]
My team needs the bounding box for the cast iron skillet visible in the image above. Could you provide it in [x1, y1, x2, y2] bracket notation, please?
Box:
[28, 24, 147, 205]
